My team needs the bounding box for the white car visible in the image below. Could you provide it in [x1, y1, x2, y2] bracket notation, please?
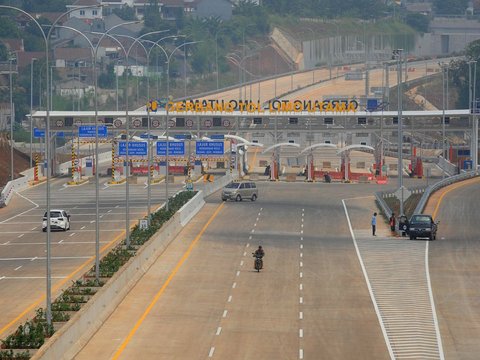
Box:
[42, 209, 71, 232]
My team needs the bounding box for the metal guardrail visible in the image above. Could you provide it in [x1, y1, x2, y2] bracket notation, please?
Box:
[375, 185, 428, 220]
[414, 170, 478, 214]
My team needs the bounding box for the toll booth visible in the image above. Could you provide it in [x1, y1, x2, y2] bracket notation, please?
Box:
[84, 158, 93, 177]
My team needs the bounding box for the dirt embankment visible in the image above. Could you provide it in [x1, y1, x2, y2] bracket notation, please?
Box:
[0, 132, 31, 188]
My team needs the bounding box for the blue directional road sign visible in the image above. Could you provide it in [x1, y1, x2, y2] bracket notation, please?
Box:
[118, 141, 148, 156]
[210, 134, 225, 140]
[196, 141, 224, 155]
[156, 141, 185, 156]
[33, 128, 65, 138]
[78, 125, 107, 138]
[33, 128, 45, 138]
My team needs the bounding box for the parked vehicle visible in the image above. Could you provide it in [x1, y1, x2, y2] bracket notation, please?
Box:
[42, 210, 71, 232]
[221, 181, 258, 202]
[408, 214, 438, 240]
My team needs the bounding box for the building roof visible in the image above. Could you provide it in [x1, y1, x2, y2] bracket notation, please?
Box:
[71, 0, 101, 6]
[54, 47, 92, 61]
[34, 12, 65, 23]
[17, 52, 46, 69]
[0, 39, 24, 53]
[58, 79, 90, 89]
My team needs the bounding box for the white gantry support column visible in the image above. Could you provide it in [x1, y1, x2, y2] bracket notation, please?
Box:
[300, 143, 338, 183]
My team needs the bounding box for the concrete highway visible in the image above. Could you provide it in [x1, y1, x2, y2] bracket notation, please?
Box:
[0, 174, 186, 337]
[424, 177, 480, 359]
[75, 182, 420, 360]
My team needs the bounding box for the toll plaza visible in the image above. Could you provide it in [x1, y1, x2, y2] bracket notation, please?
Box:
[30, 107, 475, 182]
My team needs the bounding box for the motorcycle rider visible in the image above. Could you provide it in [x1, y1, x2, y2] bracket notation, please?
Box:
[253, 246, 265, 270]
[254, 245, 265, 258]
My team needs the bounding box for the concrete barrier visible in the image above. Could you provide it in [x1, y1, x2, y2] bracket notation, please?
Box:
[179, 191, 205, 226]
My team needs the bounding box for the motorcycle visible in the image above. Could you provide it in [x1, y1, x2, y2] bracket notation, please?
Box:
[252, 253, 263, 272]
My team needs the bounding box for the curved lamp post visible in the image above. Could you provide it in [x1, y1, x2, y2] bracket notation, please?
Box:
[0, 3, 101, 326]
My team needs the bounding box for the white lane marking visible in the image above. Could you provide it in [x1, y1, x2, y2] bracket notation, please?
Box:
[0, 256, 91, 261]
[302, 218, 304, 223]
[300, 261, 303, 267]
[300, 244, 303, 249]
[18, 234, 24, 238]
[300, 253, 303, 258]
[246, 243, 250, 248]
[227, 295, 232, 302]
[115, 205, 119, 208]
[301, 224, 304, 228]
[1, 276, 67, 280]
[299, 349, 304, 359]
[81, 226, 85, 230]
[299, 311, 303, 320]
[300, 272, 303, 278]
[248, 236, 252, 240]
[14, 266, 22, 271]
[108, 209, 112, 213]
[90, 220, 95, 224]
[254, 223, 257, 227]
[236, 271, 240, 277]
[240, 260, 244, 266]
[58, 240, 64, 244]
[251, 229, 255, 233]
[300, 230, 303, 234]
[232, 282, 236, 289]
[258, 212, 261, 216]
[243, 252, 246, 256]
[299, 284, 303, 291]
[58, 184, 67, 191]
[260, 208, 263, 211]
[342, 199, 395, 359]
[299, 329, 303, 338]
[0, 276, 5, 280]
[216, 327, 222, 336]
[425, 241, 445, 360]
[1, 241, 10, 245]
[301, 237, 303, 241]
[31, 227, 37, 231]
[302, 208, 304, 212]
[299, 297, 303, 304]
[69, 233, 76, 237]
[208, 347, 215, 357]
[222, 310, 228, 318]
[0, 202, 38, 224]
[256, 217, 259, 221]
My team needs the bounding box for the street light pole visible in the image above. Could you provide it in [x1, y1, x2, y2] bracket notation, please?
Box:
[9, 56, 14, 182]
[439, 62, 447, 177]
[393, 48, 404, 215]
[30, 57, 37, 168]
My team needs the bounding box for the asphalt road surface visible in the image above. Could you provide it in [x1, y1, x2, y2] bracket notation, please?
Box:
[0, 175, 186, 337]
[426, 177, 480, 359]
[76, 182, 392, 360]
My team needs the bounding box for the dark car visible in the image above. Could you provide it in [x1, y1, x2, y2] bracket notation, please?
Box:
[408, 214, 438, 240]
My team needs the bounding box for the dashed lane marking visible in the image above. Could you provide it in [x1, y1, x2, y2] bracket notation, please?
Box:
[69, 233, 76, 237]
[216, 327, 222, 336]
[14, 266, 22, 271]
[111, 202, 225, 359]
[17, 234, 24, 238]
[208, 347, 215, 357]
[222, 310, 227, 318]
[227, 295, 232, 302]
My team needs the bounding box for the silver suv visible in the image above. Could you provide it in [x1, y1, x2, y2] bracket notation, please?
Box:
[222, 181, 258, 202]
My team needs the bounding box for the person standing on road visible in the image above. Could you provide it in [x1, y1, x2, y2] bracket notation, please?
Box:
[389, 213, 396, 233]
[372, 212, 377, 236]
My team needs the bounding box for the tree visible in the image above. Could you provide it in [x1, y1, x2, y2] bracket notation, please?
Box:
[405, 13, 430, 33]
[113, 5, 136, 21]
[98, 63, 116, 89]
[433, 0, 469, 15]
